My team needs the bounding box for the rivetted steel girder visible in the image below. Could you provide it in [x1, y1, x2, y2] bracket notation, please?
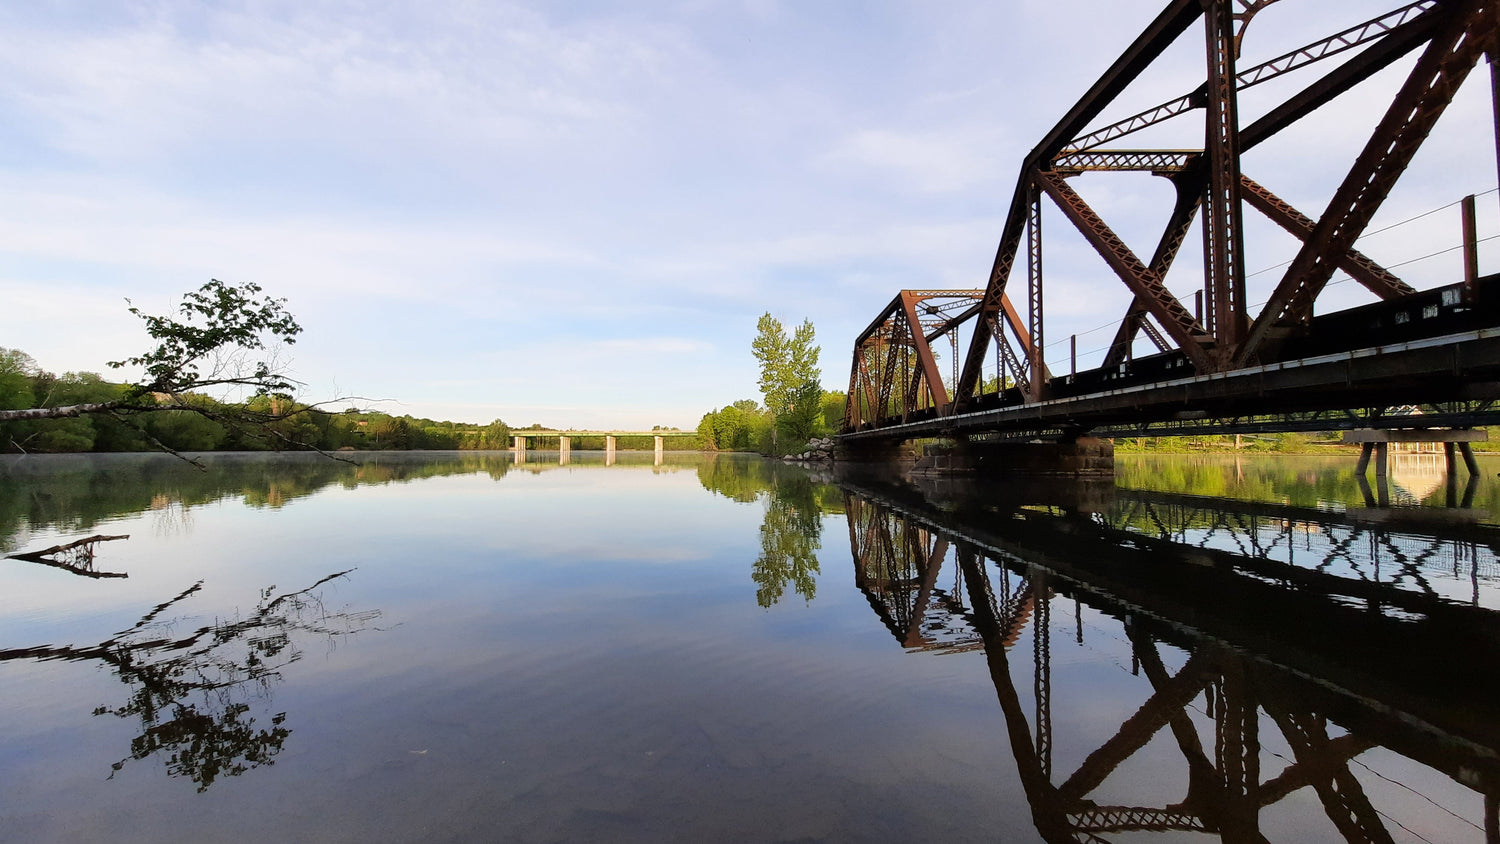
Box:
[846, 0, 1499, 437]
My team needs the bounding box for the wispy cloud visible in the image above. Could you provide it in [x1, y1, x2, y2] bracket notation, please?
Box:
[0, 1, 1494, 427]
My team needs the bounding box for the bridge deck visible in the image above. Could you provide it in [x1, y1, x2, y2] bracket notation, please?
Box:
[844, 276, 1500, 442]
[845, 326, 1500, 442]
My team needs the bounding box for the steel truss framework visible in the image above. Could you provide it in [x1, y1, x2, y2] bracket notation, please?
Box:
[842, 483, 1500, 842]
[843, 0, 1500, 437]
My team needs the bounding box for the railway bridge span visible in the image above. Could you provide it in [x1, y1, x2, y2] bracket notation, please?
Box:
[841, 1, 1500, 453]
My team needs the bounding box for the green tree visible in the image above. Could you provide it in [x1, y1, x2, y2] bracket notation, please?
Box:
[696, 399, 770, 451]
[818, 390, 846, 434]
[0, 280, 335, 462]
[0, 281, 298, 416]
[751, 313, 822, 452]
[0, 348, 37, 411]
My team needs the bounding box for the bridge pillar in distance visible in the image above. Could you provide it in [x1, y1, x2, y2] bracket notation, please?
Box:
[513, 435, 526, 452]
[606, 436, 617, 466]
[654, 436, 664, 465]
[559, 436, 570, 465]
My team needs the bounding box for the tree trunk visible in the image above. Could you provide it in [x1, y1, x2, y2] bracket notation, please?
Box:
[0, 401, 121, 422]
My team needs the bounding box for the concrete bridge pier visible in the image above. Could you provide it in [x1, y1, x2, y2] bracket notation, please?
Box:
[910, 436, 1114, 478]
[1347, 428, 1486, 480]
[606, 436, 617, 466]
[837, 434, 1114, 479]
[654, 436, 664, 466]
[559, 436, 570, 465]
[513, 435, 526, 453]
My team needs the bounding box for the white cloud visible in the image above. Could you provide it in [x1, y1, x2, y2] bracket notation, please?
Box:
[0, 1, 1493, 430]
[828, 127, 1013, 193]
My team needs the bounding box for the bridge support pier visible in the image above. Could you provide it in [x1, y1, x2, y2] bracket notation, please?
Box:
[1345, 429, 1487, 480]
[605, 436, 617, 466]
[835, 439, 920, 472]
[836, 436, 1114, 479]
[911, 437, 1114, 478]
[513, 435, 526, 452]
[654, 436, 664, 465]
[559, 436, 570, 465]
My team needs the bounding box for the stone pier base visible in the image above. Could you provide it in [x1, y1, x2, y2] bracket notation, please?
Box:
[835, 440, 919, 476]
[910, 437, 1114, 478]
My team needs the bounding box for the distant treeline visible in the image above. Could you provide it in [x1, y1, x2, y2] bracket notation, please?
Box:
[0, 383, 516, 456]
[0, 351, 704, 454]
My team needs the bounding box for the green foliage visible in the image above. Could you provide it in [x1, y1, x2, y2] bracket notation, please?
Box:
[751, 312, 822, 453]
[697, 399, 770, 451]
[0, 353, 526, 456]
[109, 279, 303, 397]
[0, 348, 37, 411]
[819, 390, 846, 434]
[1113, 432, 1339, 454]
[753, 475, 822, 607]
[694, 454, 839, 607]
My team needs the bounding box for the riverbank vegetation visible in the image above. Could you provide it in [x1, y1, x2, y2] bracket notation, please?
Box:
[1113, 430, 1499, 453]
[698, 313, 847, 456]
[2, 281, 694, 456]
[0, 358, 523, 454]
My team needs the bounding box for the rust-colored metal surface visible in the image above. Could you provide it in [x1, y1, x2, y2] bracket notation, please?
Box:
[842, 0, 1500, 439]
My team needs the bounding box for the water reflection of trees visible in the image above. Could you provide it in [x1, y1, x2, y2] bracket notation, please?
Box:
[0, 452, 523, 552]
[753, 474, 823, 607]
[698, 456, 844, 607]
[1118, 452, 1500, 514]
[0, 570, 378, 791]
[843, 480, 1500, 842]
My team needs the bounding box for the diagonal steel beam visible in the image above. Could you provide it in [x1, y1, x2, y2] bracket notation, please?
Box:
[1241, 6, 1445, 152]
[1263, 701, 1395, 843]
[956, 0, 1205, 408]
[1237, 1, 1494, 366]
[1105, 171, 1203, 367]
[1064, 2, 1439, 155]
[1035, 171, 1216, 371]
[1057, 652, 1214, 803]
[1240, 175, 1415, 300]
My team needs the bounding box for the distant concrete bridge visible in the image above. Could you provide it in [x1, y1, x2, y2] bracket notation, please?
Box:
[508, 430, 696, 462]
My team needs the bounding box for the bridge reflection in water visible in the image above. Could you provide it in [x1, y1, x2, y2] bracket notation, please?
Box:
[844, 477, 1500, 842]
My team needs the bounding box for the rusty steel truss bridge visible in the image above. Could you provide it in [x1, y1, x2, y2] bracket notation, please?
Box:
[842, 0, 1500, 444]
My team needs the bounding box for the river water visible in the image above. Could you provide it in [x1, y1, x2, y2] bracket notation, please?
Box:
[1, 450, 1497, 842]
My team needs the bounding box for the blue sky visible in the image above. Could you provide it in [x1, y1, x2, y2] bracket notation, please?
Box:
[1, 1, 1496, 429]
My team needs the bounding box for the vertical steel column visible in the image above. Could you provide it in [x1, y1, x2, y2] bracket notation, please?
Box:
[1033, 570, 1052, 780]
[1491, 28, 1500, 210]
[1464, 193, 1480, 303]
[1217, 662, 1260, 839]
[1203, 0, 1248, 359]
[1027, 180, 1045, 400]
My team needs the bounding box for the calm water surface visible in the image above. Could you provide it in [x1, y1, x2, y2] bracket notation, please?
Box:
[1, 450, 1497, 842]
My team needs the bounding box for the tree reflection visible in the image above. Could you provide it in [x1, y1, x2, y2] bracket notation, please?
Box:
[752, 471, 824, 607]
[0, 570, 378, 791]
[6, 533, 130, 578]
[695, 455, 838, 607]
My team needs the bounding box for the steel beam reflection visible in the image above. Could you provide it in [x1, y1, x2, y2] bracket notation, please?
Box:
[843, 479, 1500, 842]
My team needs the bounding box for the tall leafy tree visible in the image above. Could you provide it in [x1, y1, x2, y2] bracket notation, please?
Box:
[0, 280, 301, 425]
[0, 280, 346, 463]
[751, 312, 821, 451]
